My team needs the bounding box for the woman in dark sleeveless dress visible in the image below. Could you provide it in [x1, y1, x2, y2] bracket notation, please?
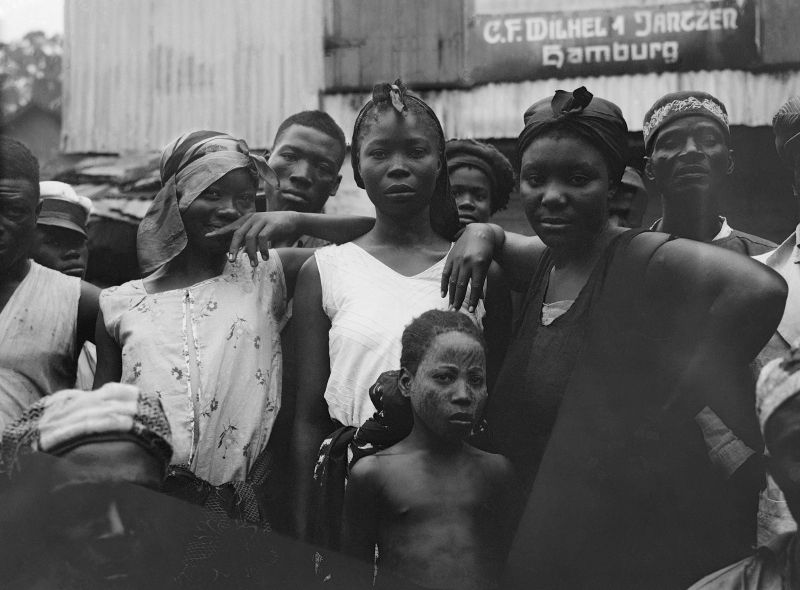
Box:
[442, 87, 787, 589]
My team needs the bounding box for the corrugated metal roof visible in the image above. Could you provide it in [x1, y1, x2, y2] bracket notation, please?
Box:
[63, 0, 324, 153]
[323, 68, 800, 139]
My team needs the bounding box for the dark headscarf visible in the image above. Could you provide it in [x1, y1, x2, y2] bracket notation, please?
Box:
[351, 80, 460, 241]
[517, 87, 629, 183]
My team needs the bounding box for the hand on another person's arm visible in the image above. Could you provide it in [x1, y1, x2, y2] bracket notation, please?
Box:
[206, 212, 374, 267]
[442, 223, 543, 312]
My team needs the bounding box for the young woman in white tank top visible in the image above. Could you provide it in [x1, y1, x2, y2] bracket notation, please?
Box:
[291, 82, 509, 539]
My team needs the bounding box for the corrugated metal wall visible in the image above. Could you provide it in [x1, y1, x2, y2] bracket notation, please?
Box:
[323, 0, 464, 91]
[63, 0, 324, 153]
[323, 69, 800, 139]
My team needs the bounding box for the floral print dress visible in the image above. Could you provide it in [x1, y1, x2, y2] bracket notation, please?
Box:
[100, 251, 288, 485]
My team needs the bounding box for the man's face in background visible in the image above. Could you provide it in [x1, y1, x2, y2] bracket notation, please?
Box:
[267, 124, 343, 213]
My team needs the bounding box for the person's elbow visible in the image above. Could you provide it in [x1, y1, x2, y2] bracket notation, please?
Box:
[746, 266, 787, 326]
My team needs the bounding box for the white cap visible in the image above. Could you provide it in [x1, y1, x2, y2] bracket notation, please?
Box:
[39, 181, 93, 215]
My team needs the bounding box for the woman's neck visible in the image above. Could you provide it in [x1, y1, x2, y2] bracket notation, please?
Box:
[550, 223, 619, 269]
[145, 247, 228, 292]
[366, 207, 443, 247]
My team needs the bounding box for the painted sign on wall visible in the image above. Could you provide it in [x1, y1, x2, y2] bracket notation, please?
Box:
[465, 0, 758, 83]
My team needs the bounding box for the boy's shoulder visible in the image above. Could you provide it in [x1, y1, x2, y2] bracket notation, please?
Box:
[466, 445, 514, 478]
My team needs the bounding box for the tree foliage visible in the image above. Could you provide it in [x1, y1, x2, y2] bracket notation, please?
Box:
[0, 31, 62, 121]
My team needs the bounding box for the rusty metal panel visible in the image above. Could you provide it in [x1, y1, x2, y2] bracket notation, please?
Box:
[63, 0, 324, 153]
[324, 0, 464, 92]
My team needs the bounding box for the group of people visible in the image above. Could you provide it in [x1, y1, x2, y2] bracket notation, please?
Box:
[2, 80, 800, 589]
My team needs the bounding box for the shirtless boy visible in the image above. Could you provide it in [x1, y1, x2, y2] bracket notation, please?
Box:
[342, 310, 514, 590]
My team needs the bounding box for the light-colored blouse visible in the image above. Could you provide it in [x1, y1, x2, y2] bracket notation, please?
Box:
[101, 251, 287, 485]
[315, 242, 485, 427]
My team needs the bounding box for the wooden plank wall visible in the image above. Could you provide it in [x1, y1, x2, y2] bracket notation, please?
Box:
[324, 0, 464, 91]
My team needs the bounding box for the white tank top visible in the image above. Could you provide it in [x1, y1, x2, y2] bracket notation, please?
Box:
[315, 242, 485, 427]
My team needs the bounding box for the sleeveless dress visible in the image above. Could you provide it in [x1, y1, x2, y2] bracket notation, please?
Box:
[101, 251, 287, 485]
[488, 238, 619, 494]
[315, 242, 485, 428]
[0, 262, 80, 428]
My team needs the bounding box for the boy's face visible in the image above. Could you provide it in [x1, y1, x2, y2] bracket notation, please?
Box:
[34, 226, 89, 278]
[450, 165, 493, 225]
[403, 331, 487, 441]
[268, 124, 343, 213]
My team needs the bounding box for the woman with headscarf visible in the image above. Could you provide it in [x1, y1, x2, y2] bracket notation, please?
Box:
[290, 81, 509, 546]
[93, 131, 373, 524]
[442, 88, 787, 588]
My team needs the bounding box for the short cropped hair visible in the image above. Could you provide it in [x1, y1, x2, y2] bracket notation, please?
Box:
[0, 137, 40, 197]
[400, 310, 486, 375]
[272, 110, 347, 168]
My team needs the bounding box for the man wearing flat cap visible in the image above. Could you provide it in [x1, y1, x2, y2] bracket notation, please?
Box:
[644, 91, 775, 255]
[33, 181, 97, 390]
[33, 181, 93, 279]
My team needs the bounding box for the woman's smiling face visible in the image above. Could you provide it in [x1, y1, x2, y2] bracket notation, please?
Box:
[519, 132, 614, 250]
[357, 108, 442, 219]
[181, 168, 256, 255]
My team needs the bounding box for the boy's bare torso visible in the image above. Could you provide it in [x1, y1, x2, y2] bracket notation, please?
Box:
[363, 442, 512, 590]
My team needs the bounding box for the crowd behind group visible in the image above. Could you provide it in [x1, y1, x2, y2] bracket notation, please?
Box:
[3, 81, 800, 589]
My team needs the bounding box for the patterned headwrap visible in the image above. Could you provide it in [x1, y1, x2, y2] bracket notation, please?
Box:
[756, 346, 800, 442]
[445, 139, 515, 213]
[137, 131, 277, 273]
[517, 87, 629, 183]
[643, 91, 730, 154]
[772, 96, 800, 166]
[351, 80, 460, 242]
[0, 383, 172, 476]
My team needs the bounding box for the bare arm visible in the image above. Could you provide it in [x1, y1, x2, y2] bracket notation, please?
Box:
[92, 308, 122, 388]
[206, 211, 374, 266]
[273, 247, 316, 300]
[341, 456, 381, 589]
[76, 281, 100, 346]
[645, 237, 787, 448]
[488, 455, 519, 562]
[290, 257, 335, 539]
[442, 223, 545, 311]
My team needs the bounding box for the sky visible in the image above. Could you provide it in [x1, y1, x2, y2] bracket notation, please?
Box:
[0, 0, 63, 42]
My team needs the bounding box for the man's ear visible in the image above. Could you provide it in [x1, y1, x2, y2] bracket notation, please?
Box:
[727, 149, 735, 176]
[398, 367, 413, 398]
[644, 157, 656, 182]
[329, 174, 342, 197]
